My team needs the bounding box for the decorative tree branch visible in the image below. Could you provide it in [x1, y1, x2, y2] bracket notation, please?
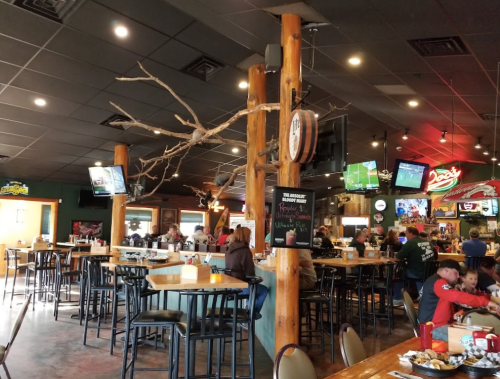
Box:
[256, 162, 282, 173]
[210, 164, 247, 207]
[183, 185, 206, 199]
[317, 102, 351, 122]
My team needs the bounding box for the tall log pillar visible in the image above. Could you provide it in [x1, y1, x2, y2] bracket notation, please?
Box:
[245, 63, 267, 254]
[275, 14, 302, 356]
[111, 145, 128, 255]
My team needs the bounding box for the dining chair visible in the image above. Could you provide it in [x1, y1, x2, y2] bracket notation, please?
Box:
[402, 291, 420, 337]
[0, 295, 32, 379]
[26, 250, 58, 310]
[273, 343, 317, 379]
[2, 249, 33, 308]
[339, 323, 366, 367]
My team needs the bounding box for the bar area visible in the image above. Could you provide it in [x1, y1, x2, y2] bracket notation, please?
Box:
[2, 2, 500, 379]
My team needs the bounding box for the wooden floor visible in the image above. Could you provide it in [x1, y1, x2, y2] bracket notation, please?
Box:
[0, 278, 416, 378]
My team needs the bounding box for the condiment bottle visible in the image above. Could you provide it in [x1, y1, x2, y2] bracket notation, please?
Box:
[473, 331, 491, 351]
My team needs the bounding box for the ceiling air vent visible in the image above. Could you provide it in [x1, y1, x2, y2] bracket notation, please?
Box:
[481, 114, 500, 121]
[183, 56, 226, 82]
[408, 36, 469, 57]
[0, 155, 10, 164]
[11, 0, 85, 23]
[100, 114, 133, 131]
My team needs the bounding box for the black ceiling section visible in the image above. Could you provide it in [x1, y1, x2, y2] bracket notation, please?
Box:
[0, 0, 498, 201]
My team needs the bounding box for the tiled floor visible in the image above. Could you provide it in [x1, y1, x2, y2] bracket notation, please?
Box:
[0, 279, 415, 378]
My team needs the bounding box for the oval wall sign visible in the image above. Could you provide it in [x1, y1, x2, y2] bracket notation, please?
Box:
[374, 199, 387, 211]
[287, 109, 318, 163]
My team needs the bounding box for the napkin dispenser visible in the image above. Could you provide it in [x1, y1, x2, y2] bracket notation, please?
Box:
[365, 249, 380, 259]
[181, 264, 211, 280]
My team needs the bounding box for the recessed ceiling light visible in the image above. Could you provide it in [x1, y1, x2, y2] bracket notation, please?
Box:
[34, 98, 46, 107]
[173, 173, 178, 177]
[475, 138, 482, 149]
[348, 57, 361, 66]
[315, 113, 319, 118]
[154, 130, 161, 134]
[371, 135, 379, 147]
[493, 156, 498, 162]
[325, 173, 330, 177]
[114, 25, 128, 38]
[328, 186, 332, 190]
[402, 129, 409, 140]
[408, 100, 419, 107]
[95, 161, 102, 166]
[238, 81, 248, 89]
[232, 147, 239, 153]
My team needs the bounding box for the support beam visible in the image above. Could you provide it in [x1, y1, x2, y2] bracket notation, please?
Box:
[245, 63, 267, 254]
[275, 13, 302, 356]
[110, 145, 128, 256]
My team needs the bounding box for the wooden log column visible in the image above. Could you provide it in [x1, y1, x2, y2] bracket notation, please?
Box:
[245, 63, 267, 254]
[275, 14, 302, 356]
[110, 145, 128, 255]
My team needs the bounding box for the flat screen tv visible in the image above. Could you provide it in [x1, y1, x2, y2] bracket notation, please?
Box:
[344, 160, 380, 191]
[78, 190, 108, 209]
[391, 159, 430, 192]
[88, 165, 128, 196]
[395, 198, 429, 217]
[458, 199, 499, 217]
[300, 114, 347, 177]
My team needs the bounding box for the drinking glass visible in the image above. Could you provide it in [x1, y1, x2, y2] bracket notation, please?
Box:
[419, 322, 433, 349]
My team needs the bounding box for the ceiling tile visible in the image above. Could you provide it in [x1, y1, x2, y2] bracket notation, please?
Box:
[0, 132, 36, 147]
[46, 27, 141, 74]
[441, 0, 500, 35]
[29, 139, 92, 156]
[11, 70, 100, 103]
[150, 39, 203, 70]
[59, 164, 92, 175]
[186, 84, 246, 112]
[196, 0, 255, 14]
[67, 1, 170, 56]
[86, 91, 160, 119]
[69, 105, 114, 124]
[84, 149, 117, 160]
[105, 80, 175, 109]
[0, 118, 48, 138]
[223, 10, 281, 44]
[0, 144, 24, 156]
[17, 149, 79, 164]
[8, 158, 67, 171]
[72, 156, 114, 167]
[0, 61, 20, 85]
[27, 50, 118, 89]
[43, 129, 108, 149]
[0, 34, 39, 66]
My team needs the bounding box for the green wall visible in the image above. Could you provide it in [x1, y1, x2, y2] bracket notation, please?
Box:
[0, 177, 112, 243]
[370, 162, 499, 240]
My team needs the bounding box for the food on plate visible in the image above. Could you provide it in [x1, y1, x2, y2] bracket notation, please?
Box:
[410, 350, 455, 370]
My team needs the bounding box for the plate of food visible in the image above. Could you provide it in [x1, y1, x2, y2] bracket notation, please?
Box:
[147, 257, 168, 263]
[459, 351, 500, 376]
[409, 350, 461, 378]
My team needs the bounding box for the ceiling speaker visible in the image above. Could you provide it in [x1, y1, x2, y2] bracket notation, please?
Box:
[265, 44, 282, 73]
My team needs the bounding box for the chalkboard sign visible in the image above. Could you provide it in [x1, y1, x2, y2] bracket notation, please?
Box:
[270, 186, 315, 248]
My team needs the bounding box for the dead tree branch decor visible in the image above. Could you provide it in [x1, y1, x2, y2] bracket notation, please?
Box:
[107, 61, 280, 203]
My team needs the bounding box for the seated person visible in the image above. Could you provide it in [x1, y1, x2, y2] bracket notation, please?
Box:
[298, 249, 317, 290]
[225, 227, 268, 315]
[314, 226, 333, 250]
[477, 256, 500, 293]
[348, 230, 366, 257]
[455, 268, 483, 309]
[203, 226, 216, 244]
[462, 228, 487, 267]
[418, 259, 499, 342]
[160, 223, 185, 243]
[369, 225, 386, 245]
[393, 226, 435, 305]
[380, 229, 402, 256]
[150, 225, 161, 238]
[187, 225, 208, 244]
[216, 226, 231, 246]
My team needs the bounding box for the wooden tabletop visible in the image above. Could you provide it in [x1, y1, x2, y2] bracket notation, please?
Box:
[313, 257, 394, 268]
[146, 273, 248, 290]
[102, 259, 184, 270]
[324, 337, 496, 379]
[71, 251, 122, 258]
[14, 247, 71, 253]
[255, 264, 276, 272]
[437, 253, 465, 262]
[57, 242, 92, 247]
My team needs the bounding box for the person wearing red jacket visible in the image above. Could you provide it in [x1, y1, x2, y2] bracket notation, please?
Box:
[418, 259, 500, 341]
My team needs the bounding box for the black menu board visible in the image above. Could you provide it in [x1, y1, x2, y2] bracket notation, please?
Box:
[270, 186, 315, 248]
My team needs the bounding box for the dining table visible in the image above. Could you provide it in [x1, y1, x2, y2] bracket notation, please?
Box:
[324, 336, 497, 379]
[146, 272, 248, 375]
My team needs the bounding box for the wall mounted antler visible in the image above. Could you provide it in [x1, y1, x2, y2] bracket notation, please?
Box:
[106, 61, 280, 203]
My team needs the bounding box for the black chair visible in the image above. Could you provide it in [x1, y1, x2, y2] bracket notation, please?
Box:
[465, 256, 482, 269]
[372, 262, 396, 336]
[121, 276, 183, 379]
[78, 255, 110, 325]
[26, 250, 58, 310]
[53, 252, 81, 320]
[2, 249, 33, 308]
[299, 267, 337, 363]
[173, 289, 241, 379]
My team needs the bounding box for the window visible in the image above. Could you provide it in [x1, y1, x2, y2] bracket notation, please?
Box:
[124, 208, 152, 237]
[180, 210, 205, 238]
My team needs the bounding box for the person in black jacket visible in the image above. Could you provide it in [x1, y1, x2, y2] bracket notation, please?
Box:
[314, 226, 333, 249]
[225, 227, 268, 315]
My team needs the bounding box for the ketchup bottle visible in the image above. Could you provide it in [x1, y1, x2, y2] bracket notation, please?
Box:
[473, 331, 491, 351]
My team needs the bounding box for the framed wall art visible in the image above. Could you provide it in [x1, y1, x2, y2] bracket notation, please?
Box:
[160, 208, 178, 234]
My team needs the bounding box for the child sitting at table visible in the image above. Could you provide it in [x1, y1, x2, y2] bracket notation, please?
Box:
[455, 268, 488, 310]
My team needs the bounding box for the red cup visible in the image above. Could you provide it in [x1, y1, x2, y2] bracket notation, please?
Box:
[420, 322, 434, 349]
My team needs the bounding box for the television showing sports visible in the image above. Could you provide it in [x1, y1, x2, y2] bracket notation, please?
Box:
[88, 165, 128, 196]
[391, 159, 430, 192]
[395, 198, 429, 217]
[459, 199, 499, 217]
[344, 161, 380, 191]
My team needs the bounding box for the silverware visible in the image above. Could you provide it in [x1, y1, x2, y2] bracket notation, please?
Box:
[392, 371, 419, 379]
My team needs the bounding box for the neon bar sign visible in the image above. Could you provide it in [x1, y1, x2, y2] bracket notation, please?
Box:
[210, 201, 225, 213]
[427, 166, 462, 192]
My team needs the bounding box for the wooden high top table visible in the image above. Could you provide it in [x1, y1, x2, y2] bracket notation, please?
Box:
[325, 337, 496, 379]
[102, 259, 183, 270]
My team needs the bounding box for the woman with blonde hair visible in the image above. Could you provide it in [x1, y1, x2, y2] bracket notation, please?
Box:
[225, 227, 268, 316]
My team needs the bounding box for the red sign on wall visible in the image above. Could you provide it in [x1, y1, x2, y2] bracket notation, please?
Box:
[427, 166, 462, 192]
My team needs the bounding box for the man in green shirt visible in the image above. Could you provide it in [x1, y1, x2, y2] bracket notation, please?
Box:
[348, 230, 366, 257]
[393, 226, 435, 305]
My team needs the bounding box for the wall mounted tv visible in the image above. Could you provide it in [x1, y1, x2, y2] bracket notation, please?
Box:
[459, 199, 499, 217]
[344, 160, 380, 192]
[78, 190, 108, 209]
[300, 114, 347, 177]
[88, 165, 128, 196]
[391, 159, 430, 192]
[395, 198, 429, 217]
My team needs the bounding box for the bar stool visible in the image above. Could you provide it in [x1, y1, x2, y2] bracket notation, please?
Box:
[2, 248, 33, 308]
[78, 255, 110, 325]
[26, 249, 58, 310]
[372, 262, 395, 336]
[122, 276, 183, 379]
[53, 252, 81, 320]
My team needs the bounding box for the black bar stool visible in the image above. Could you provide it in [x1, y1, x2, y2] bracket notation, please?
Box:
[26, 249, 58, 310]
[2, 248, 33, 307]
[53, 252, 81, 320]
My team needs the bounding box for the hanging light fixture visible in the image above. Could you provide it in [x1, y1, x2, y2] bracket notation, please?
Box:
[402, 129, 409, 140]
[484, 145, 490, 155]
[440, 131, 447, 143]
[371, 135, 379, 147]
[475, 138, 482, 149]
[493, 156, 498, 162]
